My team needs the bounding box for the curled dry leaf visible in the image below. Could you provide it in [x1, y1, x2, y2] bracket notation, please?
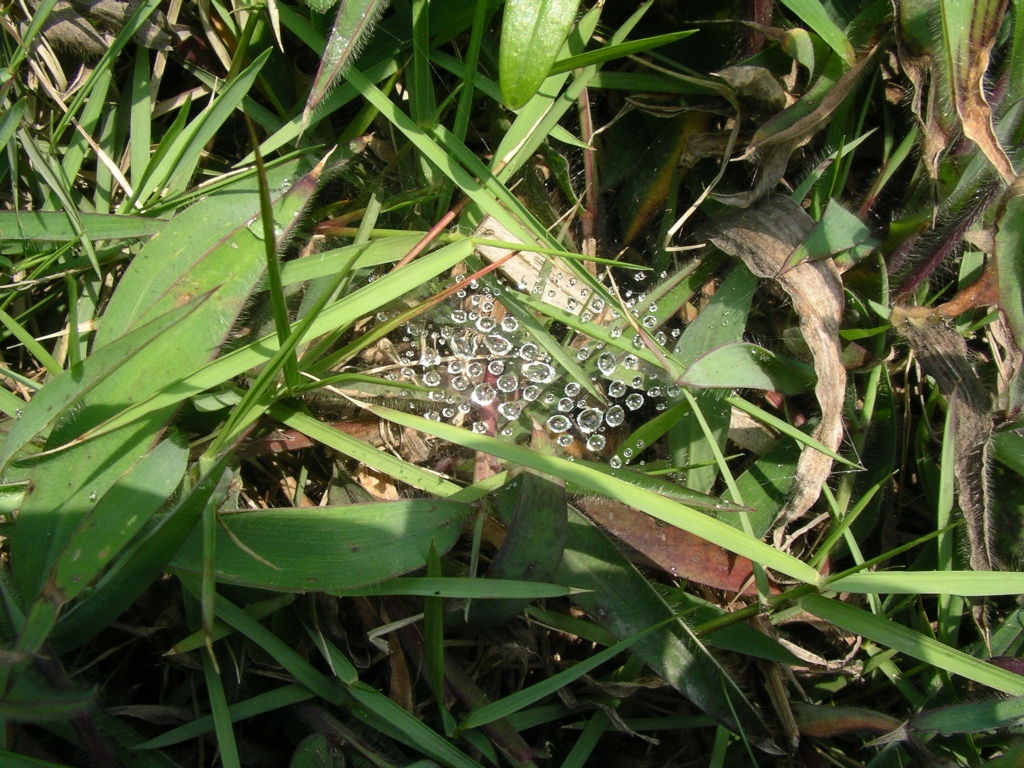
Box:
[708, 196, 846, 525]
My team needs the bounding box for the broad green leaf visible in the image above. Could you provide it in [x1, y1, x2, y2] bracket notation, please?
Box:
[303, 0, 391, 126]
[17, 434, 187, 655]
[499, 0, 582, 109]
[48, 457, 234, 654]
[783, 198, 876, 271]
[557, 509, 779, 751]
[172, 500, 469, 591]
[672, 264, 756, 494]
[98, 155, 317, 345]
[0, 295, 209, 470]
[680, 343, 817, 394]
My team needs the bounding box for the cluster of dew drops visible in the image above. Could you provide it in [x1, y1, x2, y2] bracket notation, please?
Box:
[366, 270, 684, 468]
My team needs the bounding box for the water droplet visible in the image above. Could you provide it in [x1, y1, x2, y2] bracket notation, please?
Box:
[597, 352, 617, 376]
[577, 346, 592, 361]
[501, 316, 519, 332]
[501, 425, 514, 436]
[496, 373, 519, 392]
[231, 243, 239, 250]
[547, 414, 572, 433]
[590, 298, 605, 312]
[476, 316, 496, 332]
[442, 407, 456, 418]
[522, 385, 541, 401]
[542, 392, 558, 406]
[498, 401, 523, 419]
[484, 334, 512, 355]
[667, 385, 681, 397]
[451, 309, 467, 323]
[577, 408, 603, 432]
[606, 406, 625, 427]
[450, 334, 477, 358]
[587, 434, 607, 451]
[14, 409, 22, 419]
[451, 376, 470, 392]
[424, 371, 442, 387]
[623, 355, 638, 369]
[519, 342, 540, 361]
[557, 397, 574, 412]
[557, 434, 574, 447]
[642, 315, 657, 328]
[447, 360, 463, 375]
[89, 491, 97, 501]
[467, 361, 485, 379]
[471, 383, 496, 406]
[609, 455, 623, 468]
[522, 361, 556, 384]
[625, 393, 644, 410]
[567, 298, 579, 312]
[635, 440, 645, 449]
[623, 447, 634, 458]
[420, 349, 441, 367]
[472, 421, 488, 433]
[608, 380, 626, 398]
[564, 382, 581, 397]
[655, 331, 667, 345]
[647, 386, 662, 398]
[631, 375, 644, 388]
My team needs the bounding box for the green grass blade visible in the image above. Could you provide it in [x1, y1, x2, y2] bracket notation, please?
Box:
[360, 403, 822, 584]
[799, 594, 1024, 694]
[548, 30, 697, 75]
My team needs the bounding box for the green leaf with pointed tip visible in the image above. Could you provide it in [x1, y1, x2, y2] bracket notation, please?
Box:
[499, 0, 582, 109]
[911, 695, 1024, 735]
[303, 0, 391, 127]
[172, 501, 468, 591]
[681, 343, 817, 393]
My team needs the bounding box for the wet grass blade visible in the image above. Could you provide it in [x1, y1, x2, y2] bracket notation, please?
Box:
[303, 0, 391, 128]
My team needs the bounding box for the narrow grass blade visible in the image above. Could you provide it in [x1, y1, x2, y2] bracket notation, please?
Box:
[202, 648, 240, 768]
[360, 403, 823, 584]
[548, 30, 697, 75]
[134, 684, 315, 750]
[799, 594, 1024, 694]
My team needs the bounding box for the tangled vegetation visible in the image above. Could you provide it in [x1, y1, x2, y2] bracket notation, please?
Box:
[2, 0, 1024, 765]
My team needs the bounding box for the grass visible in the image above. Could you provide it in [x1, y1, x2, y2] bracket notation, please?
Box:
[2, 0, 1024, 765]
